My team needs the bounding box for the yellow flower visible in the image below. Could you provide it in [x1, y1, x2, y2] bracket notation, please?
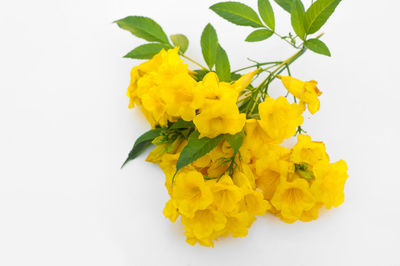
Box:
[254, 145, 291, 200]
[291, 134, 329, 166]
[126, 47, 197, 127]
[126, 66, 141, 108]
[258, 96, 304, 144]
[209, 175, 243, 214]
[160, 72, 197, 121]
[193, 101, 246, 138]
[172, 170, 213, 217]
[184, 231, 216, 247]
[241, 119, 270, 156]
[311, 160, 348, 209]
[220, 212, 251, 238]
[163, 200, 179, 222]
[299, 202, 323, 222]
[232, 163, 256, 190]
[232, 69, 259, 94]
[193, 72, 239, 109]
[240, 188, 270, 216]
[271, 178, 315, 221]
[192, 72, 246, 138]
[159, 153, 179, 195]
[181, 208, 226, 241]
[146, 144, 167, 164]
[280, 76, 322, 114]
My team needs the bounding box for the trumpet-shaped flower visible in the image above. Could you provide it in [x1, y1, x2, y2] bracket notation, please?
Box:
[163, 200, 179, 222]
[271, 178, 315, 221]
[209, 175, 243, 214]
[172, 170, 213, 217]
[194, 101, 246, 138]
[291, 134, 329, 166]
[280, 76, 322, 114]
[181, 208, 226, 240]
[311, 160, 348, 209]
[258, 97, 304, 144]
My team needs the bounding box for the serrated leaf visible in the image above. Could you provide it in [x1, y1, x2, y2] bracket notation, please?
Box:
[124, 43, 171, 59]
[224, 131, 244, 153]
[215, 44, 231, 82]
[176, 131, 224, 172]
[121, 128, 162, 168]
[304, 38, 331, 56]
[291, 0, 306, 40]
[304, 0, 341, 34]
[274, 0, 294, 13]
[170, 34, 189, 53]
[245, 29, 273, 42]
[114, 16, 169, 44]
[169, 119, 195, 129]
[201, 24, 219, 70]
[210, 1, 264, 28]
[258, 0, 275, 30]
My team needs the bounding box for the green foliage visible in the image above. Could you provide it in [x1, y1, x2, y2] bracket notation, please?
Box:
[215, 44, 231, 82]
[274, 0, 294, 13]
[193, 69, 210, 81]
[201, 24, 219, 70]
[304, 0, 342, 34]
[304, 38, 331, 56]
[169, 119, 195, 129]
[245, 29, 273, 42]
[176, 131, 224, 172]
[121, 128, 163, 168]
[170, 34, 189, 53]
[210, 1, 264, 28]
[224, 131, 244, 153]
[114, 16, 169, 44]
[290, 0, 306, 40]
[124, 43, 171, 59]
[231, 72, 242, 81]
[258, 0, 275, 30]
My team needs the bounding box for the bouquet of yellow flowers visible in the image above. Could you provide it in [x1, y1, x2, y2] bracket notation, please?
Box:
[117, 0, 348, 247]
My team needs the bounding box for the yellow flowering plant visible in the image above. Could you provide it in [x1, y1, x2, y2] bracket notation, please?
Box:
[117, 0, 347, 247]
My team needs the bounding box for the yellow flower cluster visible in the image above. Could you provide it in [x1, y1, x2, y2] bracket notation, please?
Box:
[157, 140, 270, 247]
[126, 48, 348, 247]
[127, 47, 197, 127]
[127, 47, 253, 138]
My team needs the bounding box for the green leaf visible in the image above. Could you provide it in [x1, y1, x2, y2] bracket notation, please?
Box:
[201, 24, 219, 70]
[304, 38, 331, 56]
[114, 16, 170, 44]
[193, 69, 210, 81]
[176, 131, 224, 172]
[274, 0, 294, 13]
[245, 29, 273, 42]
[224, 131, 244, 153]
[124, 43, 171, 59]
[170, 34, 189, 53]
[304, 0, 342, 34]
[258, 0, 275, 30]
[291, 0, 306, 40]
[121, 128, 162, 168]
[169, 119, 195, 129]
[210, 1, 264, 28]
[215, 44, 231, 82]
[231, 72, 242, 81]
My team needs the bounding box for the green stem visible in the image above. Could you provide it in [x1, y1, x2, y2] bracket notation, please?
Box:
[233, 61, 281, 73]
[180, 54, 208, 70]
[247, 48, 306, 115]
[273, 31, 298, 48]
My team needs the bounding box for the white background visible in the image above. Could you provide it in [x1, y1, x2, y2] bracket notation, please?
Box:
[1, 0, 400, 265]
